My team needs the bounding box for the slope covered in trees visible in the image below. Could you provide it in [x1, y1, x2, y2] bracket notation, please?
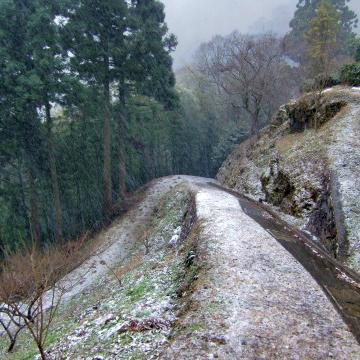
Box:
[0, 0, 225, 254]
[1, 0, 359, 256]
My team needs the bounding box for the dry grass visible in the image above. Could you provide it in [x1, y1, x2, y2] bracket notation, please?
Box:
[0, 236, 86, 302]
[0, 239, 89, 358]
[113, 254, 143, 279]
[276, 133, 304, 154]
[0, 183, 146, 300]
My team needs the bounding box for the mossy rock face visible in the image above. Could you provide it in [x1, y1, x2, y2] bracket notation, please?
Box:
[270, 104, 291, 126]
[261, 154, 295, 210]
[261, 170, 295, 207]
[287, 94, 346, 132]
[307, 185, 338, 257]
[217, 87, 360, 272]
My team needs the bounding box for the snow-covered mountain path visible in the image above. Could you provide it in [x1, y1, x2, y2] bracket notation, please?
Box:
[162, 182, 360, 359]
[24, 175, 360, 358]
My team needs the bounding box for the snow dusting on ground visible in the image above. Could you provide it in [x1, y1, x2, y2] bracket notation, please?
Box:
[1, 176, 359, 359]
[48, 176, 197, 305]
[327, 93, 360, 270]
[162, 186, 360, 359]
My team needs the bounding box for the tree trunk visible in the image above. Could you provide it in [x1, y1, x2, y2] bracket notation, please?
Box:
[118, 129, 126, 200]
[103, 68, 112, 218]
[45, 100, 62, 243]
[249, 107, 261, 147]
[250, 117, 258, 136]
[17, 159, 31, 238]
[250, 101, 261, 137]
[117, 85, 127, 200]
[28, 166, 40, 247]
[7, 338, 16, 353]
[37, 343, 47, 360]
[23, 106, 41, 247]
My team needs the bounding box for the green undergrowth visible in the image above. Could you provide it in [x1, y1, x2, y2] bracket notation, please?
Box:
[0, 184, 203, 360]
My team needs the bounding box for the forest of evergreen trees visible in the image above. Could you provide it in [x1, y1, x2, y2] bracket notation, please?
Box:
[0, 1, 173, 252]
[0, 0, 246, 254]
[0, 0, 359, 255]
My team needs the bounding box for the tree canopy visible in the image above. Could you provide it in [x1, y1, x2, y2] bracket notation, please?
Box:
[0, 0, 234, 254]
[286, 0, 358, 65]
[305, 0, 341, 75]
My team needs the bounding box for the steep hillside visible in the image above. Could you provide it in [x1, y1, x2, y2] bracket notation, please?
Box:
[2, 176, 360, 359]
[217, 87, 360, 271]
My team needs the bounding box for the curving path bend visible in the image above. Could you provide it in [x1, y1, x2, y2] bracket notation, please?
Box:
[162, 179, 360, 359]
[6, 175, 358, 359]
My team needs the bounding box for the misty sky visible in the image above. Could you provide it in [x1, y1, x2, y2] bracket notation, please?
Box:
[161, 0, 360, 69]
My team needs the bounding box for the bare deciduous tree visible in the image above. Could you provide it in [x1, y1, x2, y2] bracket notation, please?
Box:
[196, 32, 296, 136]
[0, 241, 87, 359]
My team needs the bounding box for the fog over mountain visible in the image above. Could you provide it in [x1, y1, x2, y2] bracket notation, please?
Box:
[161, 0, 360, 69]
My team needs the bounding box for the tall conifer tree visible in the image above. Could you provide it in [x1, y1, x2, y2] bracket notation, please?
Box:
[64, 0, 127, 217]
[115, 0, 177, 199]
[0, 0, 47, 246]
[286, 0, 358, 64]
[305, 1, 340, 75]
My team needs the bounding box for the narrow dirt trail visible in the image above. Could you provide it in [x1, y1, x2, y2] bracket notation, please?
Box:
[163, 183, 360, 359]
[212, 183, 360, 342]
[33, 175, 360, 358]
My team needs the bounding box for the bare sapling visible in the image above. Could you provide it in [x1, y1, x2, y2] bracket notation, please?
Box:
[99, 259, 123, 286]
[0, 315, 25, 352]
[0, 239, 85, 359]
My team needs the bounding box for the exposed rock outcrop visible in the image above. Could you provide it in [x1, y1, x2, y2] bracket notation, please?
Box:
[287, 93, 346, 131]
[217, 87, 360, 271]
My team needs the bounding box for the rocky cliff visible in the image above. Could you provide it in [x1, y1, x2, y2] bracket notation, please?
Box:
[217, 87, 360, 272]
